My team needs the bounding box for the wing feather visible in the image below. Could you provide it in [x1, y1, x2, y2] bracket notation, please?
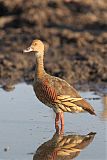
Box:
[55, 95, 84, 113]
[50, 76, 96, 115]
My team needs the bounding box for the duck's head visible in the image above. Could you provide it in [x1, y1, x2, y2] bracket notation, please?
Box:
[23, 39, 44, 55]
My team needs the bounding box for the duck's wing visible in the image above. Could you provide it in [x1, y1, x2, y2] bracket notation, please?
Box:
[51, 76, 96, 115]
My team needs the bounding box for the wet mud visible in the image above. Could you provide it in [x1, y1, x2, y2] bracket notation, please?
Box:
[0, 0, 107, 90]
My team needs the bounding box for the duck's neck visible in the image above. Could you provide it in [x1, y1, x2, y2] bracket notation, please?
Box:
[35, 52, 45, 79]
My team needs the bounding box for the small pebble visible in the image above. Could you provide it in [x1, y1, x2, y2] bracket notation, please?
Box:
[4, 146, 10, 152]
[2, 84, 15, 92]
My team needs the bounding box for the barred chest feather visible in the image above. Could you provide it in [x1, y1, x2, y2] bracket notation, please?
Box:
[33, 79, 57, 108]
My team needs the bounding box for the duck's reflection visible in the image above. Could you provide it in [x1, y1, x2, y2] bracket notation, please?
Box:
[33, 129, 96, 160]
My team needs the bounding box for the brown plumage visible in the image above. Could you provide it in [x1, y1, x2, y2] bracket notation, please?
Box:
[23, 39, 96, 129]
[33, 131, 96, 160]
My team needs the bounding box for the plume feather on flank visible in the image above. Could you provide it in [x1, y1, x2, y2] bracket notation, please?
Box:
[62, 101, 81, 107]
[57, 95, 83, 102]
[58, 148, 80, 156]
[55, 95, 84, 113]
[57, 95, 71, 100]
[55, 95, 96, 114]
[62, 97, 83, 102]
[58, 103, 67, 112]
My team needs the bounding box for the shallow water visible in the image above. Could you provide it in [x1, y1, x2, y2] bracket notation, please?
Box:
[0, 83, 107, 160]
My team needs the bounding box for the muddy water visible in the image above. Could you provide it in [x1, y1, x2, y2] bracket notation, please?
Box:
[0, 83, 107, 160]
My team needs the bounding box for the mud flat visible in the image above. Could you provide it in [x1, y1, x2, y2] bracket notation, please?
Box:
[0, 0, 107, 90]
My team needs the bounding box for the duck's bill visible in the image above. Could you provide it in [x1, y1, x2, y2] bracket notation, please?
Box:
[23, 47, 33, 53]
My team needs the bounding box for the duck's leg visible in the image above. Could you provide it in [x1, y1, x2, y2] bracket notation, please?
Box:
[59, 112, 64, 134]
[55, 113, 60, 127]
[55, 112, 64, 134]
[59, 112, 64, 126]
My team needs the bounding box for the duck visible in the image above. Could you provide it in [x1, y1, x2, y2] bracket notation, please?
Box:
[23, 39, 96, 130]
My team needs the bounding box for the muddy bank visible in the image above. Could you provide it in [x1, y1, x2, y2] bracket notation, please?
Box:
[0, 0, 107, 89]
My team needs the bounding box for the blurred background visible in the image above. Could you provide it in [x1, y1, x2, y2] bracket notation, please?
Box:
[0, 0, 107, 89]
